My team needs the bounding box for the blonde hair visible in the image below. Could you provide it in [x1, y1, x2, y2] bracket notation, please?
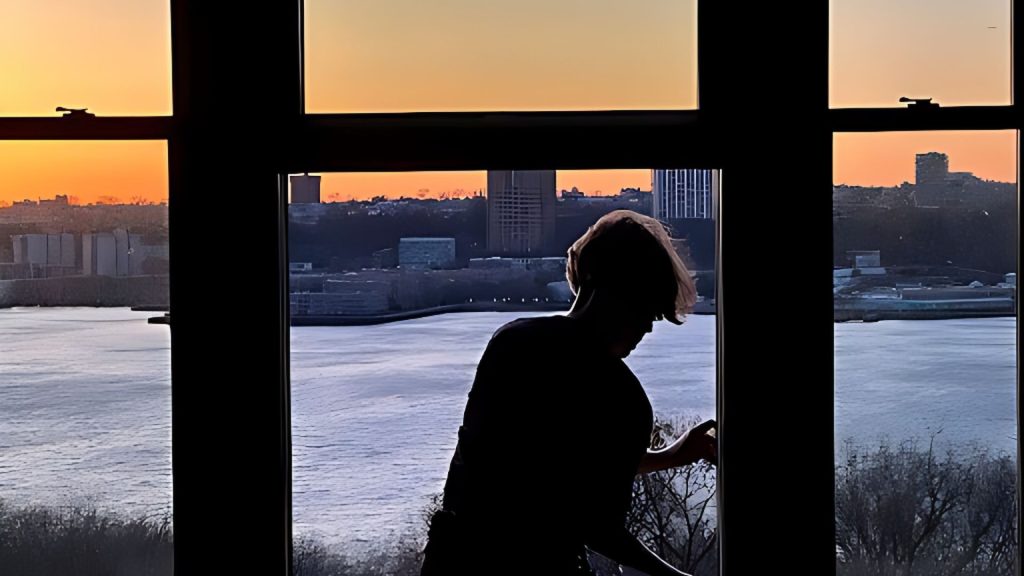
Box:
[566, 210, 697, 324]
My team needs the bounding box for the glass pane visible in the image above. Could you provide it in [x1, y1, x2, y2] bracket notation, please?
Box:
[833, 131, 1018, 574]
[0, 1, 172, 116]
[290, 169, 718, 575]
[0, 141, 171, 574]
[304, 1, 698, 113]
[830, 0, 1012, 108]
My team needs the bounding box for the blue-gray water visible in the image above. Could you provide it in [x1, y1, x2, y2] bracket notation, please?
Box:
[833, 317, 1018, 457]
[0, 308, 1016, 547]
[0, 308, 173, 518]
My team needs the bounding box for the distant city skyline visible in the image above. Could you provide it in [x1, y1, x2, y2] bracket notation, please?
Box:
[4, 140, 1019, 207]
[4, 137, 1018, 207]
[833, 132, 1018, 188]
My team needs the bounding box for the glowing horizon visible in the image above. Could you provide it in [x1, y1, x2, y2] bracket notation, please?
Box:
[834, 131, 1018, 187]
[0, 141, 168, 207]
[304, 169, 654, 203]
[1, 140, 1017, 208]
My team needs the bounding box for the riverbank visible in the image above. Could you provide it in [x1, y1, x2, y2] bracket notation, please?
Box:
[834, 296, 1015, 322]
[0, 276, 168, 309]
[835, 310, 1016, 322]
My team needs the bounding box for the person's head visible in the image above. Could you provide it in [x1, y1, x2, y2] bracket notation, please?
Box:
[566, 210, 697, 357]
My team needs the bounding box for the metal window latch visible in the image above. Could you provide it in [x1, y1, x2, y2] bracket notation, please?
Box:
[899, 97, 939, 109]
[56, 106, 96, 118]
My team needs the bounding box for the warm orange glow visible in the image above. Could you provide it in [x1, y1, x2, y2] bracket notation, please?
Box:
[0, 141, 167, 205]
[555, 170, 652, 196]
[5, 0, 1011, 114]
[309, 169, 651, 202]
[834, 132, 1017, 186]
[0, 0, 172, 117]
[830, 0, 1011, 108]
[304, 0, 698, 113]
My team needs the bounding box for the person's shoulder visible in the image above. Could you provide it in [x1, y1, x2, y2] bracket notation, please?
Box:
[489, 315, 572, 346]
[492, 314, 568, 336]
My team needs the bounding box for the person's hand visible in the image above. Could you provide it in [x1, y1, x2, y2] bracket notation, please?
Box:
[670, 419, 717, 468]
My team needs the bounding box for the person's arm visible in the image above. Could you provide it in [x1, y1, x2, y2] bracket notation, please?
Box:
[587, 524, 691, 576]
[637, 419, 716, 475]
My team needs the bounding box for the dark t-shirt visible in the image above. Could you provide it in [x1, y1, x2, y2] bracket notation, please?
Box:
[424, 314, 654, 571]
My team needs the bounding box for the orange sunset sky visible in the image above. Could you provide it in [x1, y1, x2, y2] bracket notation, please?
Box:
[0, 0, 1016, 206]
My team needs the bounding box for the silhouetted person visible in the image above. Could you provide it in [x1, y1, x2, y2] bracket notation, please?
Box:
[421, 210, 717, 576]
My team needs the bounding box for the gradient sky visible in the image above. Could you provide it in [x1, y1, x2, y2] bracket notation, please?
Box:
[834, 131, 1018, 186]
[305, 0, 697, 112]
[830, 0, 1011, 108]
[0, 1, 1017, 204]
[0, 141, 168, 206]
[1, 0, 172, 117]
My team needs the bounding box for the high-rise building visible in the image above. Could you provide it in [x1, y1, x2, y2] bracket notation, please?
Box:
[915, 152, 949, 186]
[486, 170, 557, 255]
[914, 152, 951, 207]
[290, 173, 321, 204]
[652, 169, 717, 219]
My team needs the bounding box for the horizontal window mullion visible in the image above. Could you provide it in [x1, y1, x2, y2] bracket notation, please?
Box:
[292, 112, 721, 173]
[0, 117, 174, 140]
[829, 106, 1019, 133]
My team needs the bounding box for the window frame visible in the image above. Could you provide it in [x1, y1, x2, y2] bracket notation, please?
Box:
[0, 2, 1017, 575]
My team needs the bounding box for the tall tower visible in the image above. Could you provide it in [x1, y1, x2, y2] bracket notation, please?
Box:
[652, 169, 715, 219]
[290, 173, 322, 204]
[486, 170, 557, 255]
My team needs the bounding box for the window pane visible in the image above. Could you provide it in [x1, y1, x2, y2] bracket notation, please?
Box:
[304, 1, 698, 113]
[0, 141, 171, 574]
[289, 169, 718, 575]
[830, 0, 1012, 108]
[833, 131, 1018, 574]
[0, 1, 172, 116]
